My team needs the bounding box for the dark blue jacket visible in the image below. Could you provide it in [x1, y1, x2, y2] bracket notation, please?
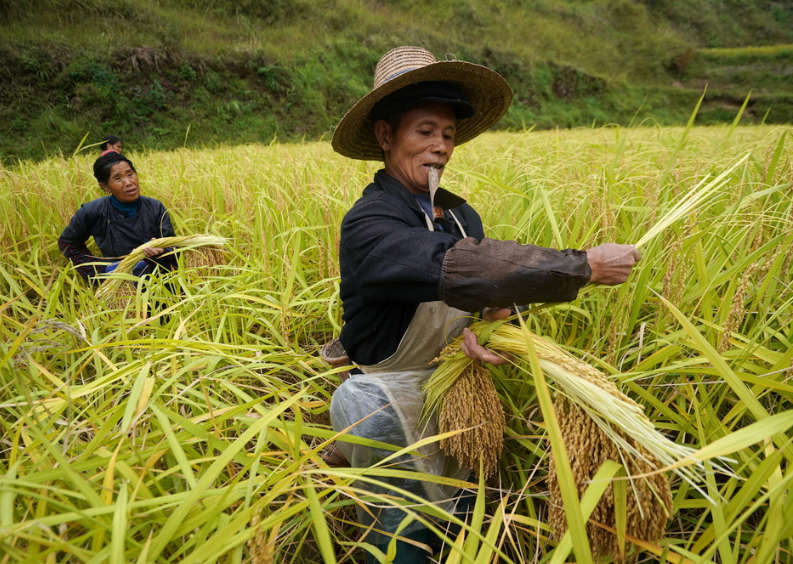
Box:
[59, 195, 174, 258]
[59, 195, 175, 282]
[339, 170, 592, 366]
[339, 170, 484, 365]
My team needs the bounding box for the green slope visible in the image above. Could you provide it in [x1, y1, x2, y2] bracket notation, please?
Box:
[1, 0, 792, 162]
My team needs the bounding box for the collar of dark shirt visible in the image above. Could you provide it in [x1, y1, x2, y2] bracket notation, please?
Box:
[109, 195, 141, 218]
[413, 193, 445, 231]
[375, 169, 467, 210]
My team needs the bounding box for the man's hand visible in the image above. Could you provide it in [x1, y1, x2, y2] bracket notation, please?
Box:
[461, 327, 512, 366]
[585, 243, 641, 285]
[482, 307, 512, 322]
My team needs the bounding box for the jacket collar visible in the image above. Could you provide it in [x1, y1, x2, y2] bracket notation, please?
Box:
[373, 169, 467, 210]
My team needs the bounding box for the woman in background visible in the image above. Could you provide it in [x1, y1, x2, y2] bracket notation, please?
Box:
[100, 135, 123, 156]
[59, 152, 176, 283]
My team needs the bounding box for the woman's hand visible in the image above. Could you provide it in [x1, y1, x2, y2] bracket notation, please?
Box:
[142, 238, 165, 258]
[461, 327, 512, 366]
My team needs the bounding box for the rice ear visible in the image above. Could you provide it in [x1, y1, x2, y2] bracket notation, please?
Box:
[106, 280, 139, 317]
[438, 362, 505, 478]
[184, 245, 225, 277]
[548, 397, 672, 560]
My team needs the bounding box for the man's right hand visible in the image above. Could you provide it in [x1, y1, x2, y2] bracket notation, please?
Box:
[585, 243, 641, 285]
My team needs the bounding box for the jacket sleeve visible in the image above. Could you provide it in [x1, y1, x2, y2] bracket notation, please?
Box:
[59, 204, 95, 247]
[58, 239, 111, 283]
[438, 237, 591, 311]
[58, 205, 109, 283]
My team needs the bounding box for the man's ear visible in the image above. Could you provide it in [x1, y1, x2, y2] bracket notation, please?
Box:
[373, 119, 392, 153]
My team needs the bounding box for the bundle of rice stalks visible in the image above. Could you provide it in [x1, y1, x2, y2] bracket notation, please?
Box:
[547, 397, 672, 560]
[424, 321, 713, 553]
[106, 280, 139, 315]
[96, 235, 227, 300]
[184, 245, 226, 278]
[438, 361, 504, 479]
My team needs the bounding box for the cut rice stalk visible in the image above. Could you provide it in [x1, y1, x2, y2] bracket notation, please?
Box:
[635, 152, 750, 249]
[96, 234, 227, 300]
[424, 321, 728, 489]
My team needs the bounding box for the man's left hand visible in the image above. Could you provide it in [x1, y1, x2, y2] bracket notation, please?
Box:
[461, 327, 512, 366]
[482, 307, 512, 321]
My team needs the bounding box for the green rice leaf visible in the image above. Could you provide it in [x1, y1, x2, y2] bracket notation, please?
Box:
[518, 315, 593, 564]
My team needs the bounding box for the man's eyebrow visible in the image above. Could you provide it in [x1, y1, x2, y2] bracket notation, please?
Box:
[417, 118, 456, 130]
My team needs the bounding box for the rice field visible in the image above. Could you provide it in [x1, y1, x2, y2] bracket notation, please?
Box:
[1, 123, 792, 563]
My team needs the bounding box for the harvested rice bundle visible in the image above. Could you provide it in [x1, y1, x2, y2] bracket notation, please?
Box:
[96, 234, 227, 300]
[184, 245, 226, 277]
[548, 397, 672, 560]
[438, 361, 504, 479]
[444, 322, 705, 484]
[106, 280, 139, 315]
[424, 321, 709, 554]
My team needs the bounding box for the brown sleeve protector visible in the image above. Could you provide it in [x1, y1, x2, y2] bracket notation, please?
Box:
[438, 237, 591, 312]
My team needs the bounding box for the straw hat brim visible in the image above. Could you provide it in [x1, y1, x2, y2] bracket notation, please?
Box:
[332, 60, 512, 161]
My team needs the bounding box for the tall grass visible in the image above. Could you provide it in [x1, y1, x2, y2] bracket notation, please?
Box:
[1, 124, 792, 562]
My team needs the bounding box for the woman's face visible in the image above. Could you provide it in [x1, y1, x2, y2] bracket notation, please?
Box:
[108, 141, 124, 153]
[100, 161, 140, 203]
[376, 102, 456, 195]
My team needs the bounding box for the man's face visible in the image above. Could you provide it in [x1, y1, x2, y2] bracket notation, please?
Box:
[378, 102, 456, 194]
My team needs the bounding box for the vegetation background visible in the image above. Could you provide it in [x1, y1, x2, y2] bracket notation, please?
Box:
[2, 2, 793, 561]
[2, 0, 793, 162]
[2, 124, 792, 562]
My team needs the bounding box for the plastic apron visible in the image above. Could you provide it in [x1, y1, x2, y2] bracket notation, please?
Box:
[329, 209, 472, 544]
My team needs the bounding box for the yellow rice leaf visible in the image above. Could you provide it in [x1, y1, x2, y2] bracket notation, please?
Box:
[101, 441, 125, 506]
[110, 483, 128, 564]
[120, 361, 151, 434]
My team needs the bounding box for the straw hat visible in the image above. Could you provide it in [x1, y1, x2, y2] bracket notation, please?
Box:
[332, 46, 512, 161]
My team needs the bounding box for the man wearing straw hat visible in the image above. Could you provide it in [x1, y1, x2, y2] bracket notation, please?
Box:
[329, 46, 641, 563]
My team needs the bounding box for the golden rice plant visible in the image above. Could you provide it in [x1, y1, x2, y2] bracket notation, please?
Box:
[184, 245, 226, 277]
[3, 127, 789, 563]
[105, 280, 139, 316]
[95, 234, 227, 300]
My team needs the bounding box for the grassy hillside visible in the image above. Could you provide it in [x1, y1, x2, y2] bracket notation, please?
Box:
[1, 0, 792, 161]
